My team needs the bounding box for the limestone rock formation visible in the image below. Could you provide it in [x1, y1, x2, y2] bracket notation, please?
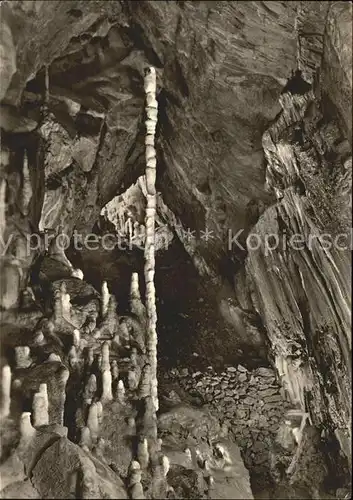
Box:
[0, 1, 351, 499]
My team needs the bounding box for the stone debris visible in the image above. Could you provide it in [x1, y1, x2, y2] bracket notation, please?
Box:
[165, 363, 294, 474]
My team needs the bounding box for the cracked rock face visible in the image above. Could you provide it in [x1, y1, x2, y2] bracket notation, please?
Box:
[0, 1, 352, 499]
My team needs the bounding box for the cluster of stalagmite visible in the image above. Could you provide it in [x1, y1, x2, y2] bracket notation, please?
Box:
[0, 65, 171, 500]
[143, 67, 159, 414]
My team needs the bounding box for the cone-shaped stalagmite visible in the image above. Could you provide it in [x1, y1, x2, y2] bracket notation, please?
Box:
[33, 383, 49, 427]
[100, 342, 113, 401]
[139, 363, 151, 399]
[101, 281, 110, 318]
[86, 348, 94, 367]
[20, 412, 36, 440]
[0, 365, 12, 418]
[96, 401, 103, 425]
[137, 437, 149, 469]
[128, 368, 140, 391]
[58, 367, 70, 426]
[0, 177, 6, 253]
[117, 380, 125, 403]
[21, 150, 32, 216]
[87, 402, 99, 441]
[15, 346, 31, 368]
[111, 360, 119, 380]
[129, 460, 145, 499]
[102, 370, 113, 401]
[130, 273, 146, 320]
[80, 426, 92, 452]
[73, 329, 80, 348]
[101, 342, 110, 372]
[84, 374, 97, 405]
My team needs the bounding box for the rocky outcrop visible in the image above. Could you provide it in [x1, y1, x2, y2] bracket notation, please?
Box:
[158, 404, 254, 499]
[242, 88, 351, 469]
[0, 1, 352, 498]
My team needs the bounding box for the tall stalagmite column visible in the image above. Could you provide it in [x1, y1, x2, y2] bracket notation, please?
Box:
[143, 67, 159, 412]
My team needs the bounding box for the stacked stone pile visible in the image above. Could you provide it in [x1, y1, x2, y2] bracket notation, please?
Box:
[165, 364, 294, 471]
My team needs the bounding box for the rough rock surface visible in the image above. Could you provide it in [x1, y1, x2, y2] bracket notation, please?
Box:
[0, 1, 352, 499]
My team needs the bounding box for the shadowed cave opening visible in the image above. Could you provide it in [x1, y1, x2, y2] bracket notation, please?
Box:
[1, 2, 352, 498]
[66, 236, 269, 373]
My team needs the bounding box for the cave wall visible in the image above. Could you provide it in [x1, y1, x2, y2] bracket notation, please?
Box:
[0, 0, 352, 474]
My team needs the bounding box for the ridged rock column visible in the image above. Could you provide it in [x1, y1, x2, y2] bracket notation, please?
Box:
[143, 67, 159, 413]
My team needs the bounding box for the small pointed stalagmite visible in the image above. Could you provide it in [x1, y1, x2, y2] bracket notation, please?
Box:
[80, 426, 92, 452]
[137, 437, 149, 469]
[0, 365, 12, 419]
[184, 448, 192, 464]
[34, 331, 45, 345]
[130, 273, 146, 320]
[0, 177, 6, 250]
[117, 379, 125, 403]
[138, 363, 151, 399]
[83, 312, 97, 335]
[120, 322, 130, 345]
[111, 360, 119, 380]
[58, 367, 70, 426]
[128, 369, 139, 391]
[87, 402, 99, 441]
[101, 281, 110, 318]
[84, 374, 97, 405]
[161, 455, 170, 476]
[86, 347, 94, 367]
[15, 346, 31, 369]
[61, 291, 71, 322]
[101, 343, 113, 398]
[101, 370, 113, 402]
[20, 412, 36, 440]
[128, 416, 136, 435]
[1, 259, 21, 310]
[73, 329, 80, 348]
[156, 438, 163, 452]
[95, 437, 106, 460]
[96, 401, 103, 425]
[21, 150, 32, 216]
[130, 347, 138, 366]
[33, 383, 49, 427]
[101, 342, 110, 372]
[53, 285, 63, 321]
[129, 460, 145, 500]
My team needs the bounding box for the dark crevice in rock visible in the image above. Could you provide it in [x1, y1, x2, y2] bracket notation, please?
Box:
[281, 70, 312, 96]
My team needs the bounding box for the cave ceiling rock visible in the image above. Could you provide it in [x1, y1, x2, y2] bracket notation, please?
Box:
[0, 0, 335, 250]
